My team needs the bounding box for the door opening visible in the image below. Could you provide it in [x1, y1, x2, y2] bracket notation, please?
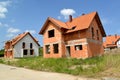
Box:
[66, 46, 71, 57]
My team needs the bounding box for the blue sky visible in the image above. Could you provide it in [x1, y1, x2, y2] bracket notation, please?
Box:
[0, 0, 120, 49]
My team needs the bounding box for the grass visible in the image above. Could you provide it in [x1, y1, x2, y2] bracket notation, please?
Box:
[0, 49, 120, 78]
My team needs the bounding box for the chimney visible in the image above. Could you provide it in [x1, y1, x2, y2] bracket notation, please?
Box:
[115, 34, 117, 38]
[69, 15, 72, 22]
[82, 13, 85, 15]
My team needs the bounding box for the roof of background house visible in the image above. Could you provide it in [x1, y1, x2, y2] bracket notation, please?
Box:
[39, 11, 106, 37]
[7, 32, 40, 46]
[103, 35, 120, 48]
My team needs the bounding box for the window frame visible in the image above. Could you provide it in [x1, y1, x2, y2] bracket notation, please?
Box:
[48, 29, 55, 38]
[53, 43, 59, 53]
[75, 45, 83, 51]
[45, 45, 50, 54]
[30, 49, 34, 55]
[30, 43, 33, 49]
[23, 49, 28, 55]
[91, 27, 94, 39]
[96, 30, 99, 40]
[22, 42, 25, 49]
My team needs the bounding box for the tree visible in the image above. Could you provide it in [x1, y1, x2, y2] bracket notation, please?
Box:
[0, 49, 4, 57]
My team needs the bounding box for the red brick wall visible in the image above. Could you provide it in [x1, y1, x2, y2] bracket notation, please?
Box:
[86, 18, 104, 57]
[87, 39, 104, 58]
[43, 18, 104, 58]
[87, 18, 103, 42]
[4, 51, 13, 58]
[70, 44, 88, 59]
[4, 41, 13, 58]
[64, 29, 87, 41]
[43, 22, 64, 58]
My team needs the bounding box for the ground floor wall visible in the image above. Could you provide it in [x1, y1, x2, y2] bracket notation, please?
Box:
[4, 48, 39, 58]
[43, 41, 64, 58]
[65, 39, 88, 59]
[4, 50, 13, 58]
[87, 39, 104, 57]
[43, 38, 104, 58]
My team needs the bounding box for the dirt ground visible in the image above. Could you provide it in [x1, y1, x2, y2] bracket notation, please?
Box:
[0, 64, 100, 80]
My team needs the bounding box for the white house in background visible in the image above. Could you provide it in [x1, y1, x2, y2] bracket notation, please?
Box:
[4, 32, 40, 58]
[103, 34, 120, 50]
[117, 39, 120, 48]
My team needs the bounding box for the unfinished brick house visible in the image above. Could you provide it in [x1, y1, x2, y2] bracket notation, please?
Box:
[103, 34, 120, 50]
[4, 32, 40, 58]
[39, 12, 106, 58]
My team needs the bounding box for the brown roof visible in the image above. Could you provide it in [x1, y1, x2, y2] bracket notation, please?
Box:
[11, 32, 40, 46]
[103, 35, 120, 48]
[39, 11, 106, 37]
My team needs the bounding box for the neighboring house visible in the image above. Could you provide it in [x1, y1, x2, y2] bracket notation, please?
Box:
[103, 34, 120, 50]
[4, 32, 40, 58]
[39, 12, 106, 59]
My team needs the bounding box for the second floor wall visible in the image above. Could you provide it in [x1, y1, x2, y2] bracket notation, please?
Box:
[43, 18, 103, 44]
[43, 22, 63, 44]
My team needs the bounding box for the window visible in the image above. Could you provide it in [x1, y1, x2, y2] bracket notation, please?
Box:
[91, 27, 94, 39]
[45, 45, 50, 53]
[48, 29, 54, 38]
[30, 43, 33, 49]
[75, 45, 82, 50]
[23, 49, 27, 55]
[30, 49, 34, 55]
[22, 42, 25, 48]
[53, 44, 59, 53]
[71, 26, 76, 30]
[96, 30, 99, 40]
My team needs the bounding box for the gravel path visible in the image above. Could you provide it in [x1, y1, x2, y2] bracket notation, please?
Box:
[0, 64, 100, 80]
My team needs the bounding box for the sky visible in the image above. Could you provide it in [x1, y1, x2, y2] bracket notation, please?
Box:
[0, 0, 120, 49]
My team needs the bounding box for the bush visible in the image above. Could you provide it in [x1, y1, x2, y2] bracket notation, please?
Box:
[39, 47, 43, 56]
[0, 49, 4, 57]
[0, 59, 4, 63]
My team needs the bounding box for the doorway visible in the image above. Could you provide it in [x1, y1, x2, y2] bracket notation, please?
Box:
[66, 46, 71, 57]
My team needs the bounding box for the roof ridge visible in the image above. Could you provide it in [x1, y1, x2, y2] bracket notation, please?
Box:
[48, 17, 69, 29]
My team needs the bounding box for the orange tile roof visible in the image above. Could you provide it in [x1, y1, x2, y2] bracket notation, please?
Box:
[65, 12, 97, 33]
[10, 32, 40, 46]
[39, 11, 106, 37]
[103, 35, 120, 48]
[49, 17, 69, 29]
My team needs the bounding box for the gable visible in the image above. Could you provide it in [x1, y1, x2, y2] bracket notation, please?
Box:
[39, 17, 68, 34]
[14, 34, 39, 47]
[90, 18, 102, 37]
[42, 21, 62, 35]
[12, 32, 40, 46]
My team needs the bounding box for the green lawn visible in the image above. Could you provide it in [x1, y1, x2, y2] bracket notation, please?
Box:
[0, 49, 120, 78]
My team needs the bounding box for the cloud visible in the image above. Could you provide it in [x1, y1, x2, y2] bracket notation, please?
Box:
[0, 1, 12, 18]
[57, 16, 61, 19]
[7, 27, 20, 33]
[6, 33, 14, 38]
[0, 1, 11, 7]
[25, 30, 36, 34]
[0, 22, 9, 27]
[0, 22, 2, 27]
[6, 27, 20, 38]
[60, 8, 76, 19]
